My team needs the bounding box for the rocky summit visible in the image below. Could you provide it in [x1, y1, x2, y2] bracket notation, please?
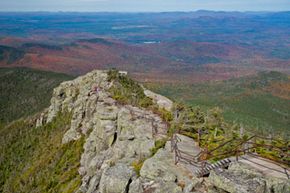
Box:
[36, 70, 289, 193]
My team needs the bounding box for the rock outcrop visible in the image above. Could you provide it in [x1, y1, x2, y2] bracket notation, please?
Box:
[38, 69, 289, 193]
[208, 163, 290, 193]
[143, 89, 173, 111]
[43, 70, 180, 193]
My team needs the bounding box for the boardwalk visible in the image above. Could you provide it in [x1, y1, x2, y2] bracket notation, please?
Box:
[239, 154, 289, 179]
[170, 133, 290, 179]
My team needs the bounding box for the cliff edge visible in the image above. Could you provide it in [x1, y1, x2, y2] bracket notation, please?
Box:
[36, 70, 289, 193]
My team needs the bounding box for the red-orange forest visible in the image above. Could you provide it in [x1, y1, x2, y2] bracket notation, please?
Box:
[0, 12, 289, 83]
[0, 12, 289, 133]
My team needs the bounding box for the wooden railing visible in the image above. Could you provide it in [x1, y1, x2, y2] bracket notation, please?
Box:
[170, 133, 290, 178]
[128, 108, 160, 137]
[170, 134, 204, 167]
[201, 135, 289, 165]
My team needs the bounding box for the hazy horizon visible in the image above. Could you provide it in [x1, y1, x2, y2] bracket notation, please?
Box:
[0, 10, 289, 13]
[0, 0, 289, 12]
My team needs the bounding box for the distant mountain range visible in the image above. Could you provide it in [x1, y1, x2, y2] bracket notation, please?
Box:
[0, 11, 289, 135]
[0, 11, 289, 83]
[0, 11, 289, 193]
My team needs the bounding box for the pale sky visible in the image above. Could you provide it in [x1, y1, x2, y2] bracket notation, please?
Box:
[0, 0, 289, 12]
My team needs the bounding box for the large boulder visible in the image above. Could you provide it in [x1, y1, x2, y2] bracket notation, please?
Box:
[144, 89, 173, 111]
[149, 181, 183, 193]
[129, 178, 183, 193]
[140, 147, 178, 182]
[140, 142, 196, 192]
[99, 163, 135, 193]
[208, 163, 290, 193]
[209, 168, 266, 193]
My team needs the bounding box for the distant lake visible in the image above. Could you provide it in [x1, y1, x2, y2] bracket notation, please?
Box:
[143, 41, 160, 44]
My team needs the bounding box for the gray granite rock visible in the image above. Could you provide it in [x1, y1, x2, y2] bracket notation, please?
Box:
[40, 69, 289, 193]
[208, 163, 290, 193]
[99, 163, 135, 193]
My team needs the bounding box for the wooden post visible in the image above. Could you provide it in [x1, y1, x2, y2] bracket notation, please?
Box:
[175, 151, 177, 164]
[214, 127, 218, 139]
[171, 136, 173, 152]
[201, 161, 206, 177]
[284, 168, 290, 179]
[175, 148, 179, 164]
[151, 119, 157, 137]
[198, 128, 201, 146]
[199, 147, 208, 162]
[244, 142, 248, 154]
[174, 110, 178, 120]
[240, 125, 244, 137]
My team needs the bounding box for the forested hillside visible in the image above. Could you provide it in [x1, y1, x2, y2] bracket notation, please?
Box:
[0, 67, 73, 124]
[146, 71, 290, 136]
[0, 112, 84, 193]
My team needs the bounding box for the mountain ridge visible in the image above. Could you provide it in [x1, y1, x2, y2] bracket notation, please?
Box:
[1, 69, 289, 193]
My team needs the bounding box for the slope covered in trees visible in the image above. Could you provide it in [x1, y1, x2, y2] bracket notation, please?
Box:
[0, 67, 73, 125]
[146, 71, 290, 136]
[0, 112, 84, 193]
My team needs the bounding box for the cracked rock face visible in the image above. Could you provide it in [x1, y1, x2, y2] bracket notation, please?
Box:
[39, 70, 290, 193]
[43, 70, 188, 193]
[99, 163, 135, 193]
